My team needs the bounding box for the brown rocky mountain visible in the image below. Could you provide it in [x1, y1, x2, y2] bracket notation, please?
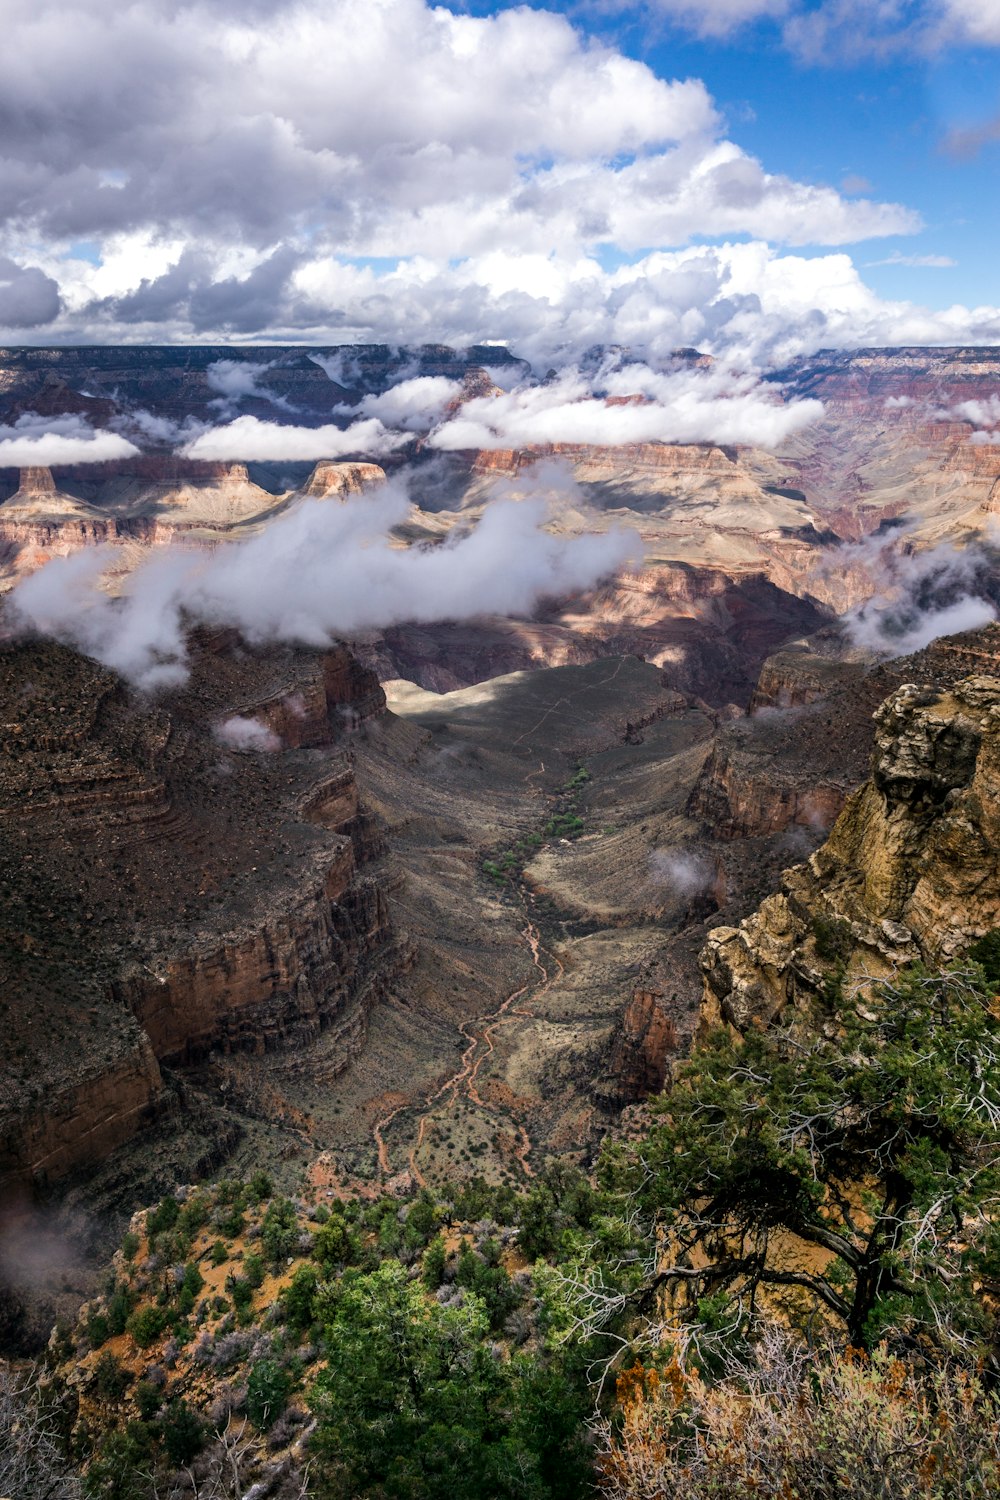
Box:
[3, 344, 1000, 1349]
[702, 643, 1000, 1036]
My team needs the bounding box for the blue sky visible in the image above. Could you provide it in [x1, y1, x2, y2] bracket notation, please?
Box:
[447, 0, 1000, 307]
[2, 0, 1000, 361]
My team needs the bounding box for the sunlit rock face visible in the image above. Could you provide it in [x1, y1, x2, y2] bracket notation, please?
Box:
[700, 672, 1000, 1034]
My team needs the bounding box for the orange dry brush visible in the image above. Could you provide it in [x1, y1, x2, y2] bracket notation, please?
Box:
[593, 1331, 1000, 1500]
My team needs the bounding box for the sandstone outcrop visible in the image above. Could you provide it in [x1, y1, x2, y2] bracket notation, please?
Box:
[700, 674, 1000, 1032]
[0, 467, 117, 572]
[301, 461, 387, 498]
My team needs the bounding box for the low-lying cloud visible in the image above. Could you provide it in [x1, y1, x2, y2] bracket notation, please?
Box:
[428, 366, 822, 450]
[206, 358, 296, 414]
[11, 477, 641, 689]
[181, 414, 409, 462]
[0, 413, 139, 467]
[215, 715, 282, 752]
[836, 532, 998, 654]
[351, 376, 463, 431]
[649, 849, 715, 897]
[168, 359, 823, 466]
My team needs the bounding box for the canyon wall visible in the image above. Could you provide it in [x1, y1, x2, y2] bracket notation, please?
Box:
[700, 673, 1000, 1033]
[0, 636, 403, 1203]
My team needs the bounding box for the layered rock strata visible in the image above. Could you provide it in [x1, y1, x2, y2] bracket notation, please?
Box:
[701, 673, 1000, 1032]
[0, 633, 402, 1204]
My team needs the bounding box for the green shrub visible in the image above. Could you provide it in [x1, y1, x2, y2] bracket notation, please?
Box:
[134, 1381, 162, 1421]
[228, 1276, 254, 1314]
[422, 1234, 447, 1290]
[87, 1311, 110, 1348]
[261, 1198, 298, 1267]
[178, 1192, 211, 1236]
[146, 1195, 179, 1237]
[106, 1285, 134, 1337]
[282, 1265, 319, 1334]
[243, 1252, 265, 1289]
[126, 1305, 167, 1348]
[247, 1359, 291, 1429]
[247, 1171, 273, 1204]
[93, 1351, 130, 1401]
[968, 928, 1000, 985]
[182, 1262, 204, 1298]
[162, 1399, 206, 1466]
[812, 913, 853, 965]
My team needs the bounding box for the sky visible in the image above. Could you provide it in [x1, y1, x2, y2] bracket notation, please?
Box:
[2, 0, 1000, 367]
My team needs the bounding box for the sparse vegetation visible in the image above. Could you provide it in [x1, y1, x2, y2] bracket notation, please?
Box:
[481, 762, 592, 885]
[30, 951, 1000, 1499]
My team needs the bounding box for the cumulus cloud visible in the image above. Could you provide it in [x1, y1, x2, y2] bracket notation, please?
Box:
[0, 255, 60, 327]
[11, 478, 641, 688]
[0, 0, 936, 360]
[280, 241, 1000, 371]
[428, 364, 822, 449]
[0, 413, 139, 466]
[181, 415, 409, 461]
[0, 0, 994, 366]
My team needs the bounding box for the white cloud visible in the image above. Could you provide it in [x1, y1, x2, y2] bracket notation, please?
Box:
[181, 415, 409, 461]
[205, 359, 294, 412]
[620, 0, 1000, 55]
[950, 395, 1000, 426]
[0, 0, 992, 365]
[937, 0, 1000, 45]
[11, 478, 641, 688]
[831, 532, 999, 654]
[215, 716, 282, 752]
[0, 0, 931, 356]
[0, 414, 139, 466]
[428, 364, 822, 450]
[290, 240, 1000, 369]
[866, 251, 957, 267]
[353, 376, 463, 430]
[649, 849, 715, 895]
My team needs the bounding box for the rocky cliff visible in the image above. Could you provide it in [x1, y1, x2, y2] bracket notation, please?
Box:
[700, 672, 1000, 1032]
[0, 632, 403, 1207]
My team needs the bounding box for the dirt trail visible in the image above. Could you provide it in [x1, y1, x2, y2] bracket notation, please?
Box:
[375, 914, 562, 1187]
[510, 657, 627, 749]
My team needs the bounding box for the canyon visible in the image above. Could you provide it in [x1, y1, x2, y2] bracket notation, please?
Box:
[3, 343, 1000, 1349]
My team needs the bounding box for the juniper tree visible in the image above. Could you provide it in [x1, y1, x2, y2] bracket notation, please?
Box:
[591, 963, 1000, 1361]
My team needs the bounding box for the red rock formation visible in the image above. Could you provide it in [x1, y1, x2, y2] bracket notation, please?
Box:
[691, 736, 850, 839]
[604, 989, 678, 1103]
[116, 843, 391, 1066]
[1, 1041, 170, 1203]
